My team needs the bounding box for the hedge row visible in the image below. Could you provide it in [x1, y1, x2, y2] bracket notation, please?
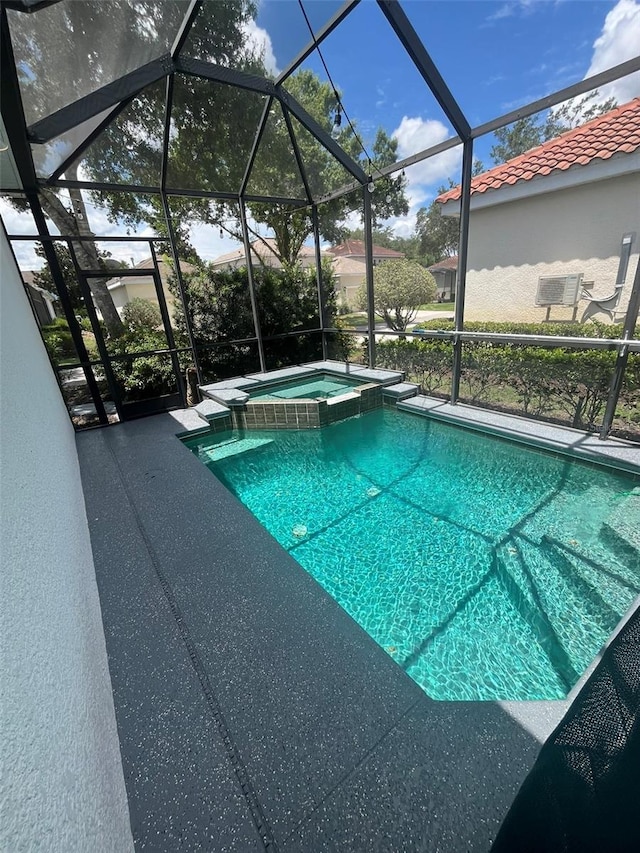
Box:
[413, 319, 635, 338]
[375, 336, 640, 433]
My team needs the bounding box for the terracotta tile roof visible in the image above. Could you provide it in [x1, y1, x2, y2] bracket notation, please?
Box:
[428, 256, 458, 271]
[437, 98, 640, 204]
[328, 239, 404, 258]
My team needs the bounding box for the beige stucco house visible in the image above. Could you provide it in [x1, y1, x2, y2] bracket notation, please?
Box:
[209, 237, 405, 310]
[437, 99, 640, 324]
[327, 240, 405, 309]
[107, 257, 195, 318]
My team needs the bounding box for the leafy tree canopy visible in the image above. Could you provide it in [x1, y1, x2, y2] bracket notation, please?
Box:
[489, 92, 617, 165]
[357, 258, 436, 332]
[414, 192, 460, 267]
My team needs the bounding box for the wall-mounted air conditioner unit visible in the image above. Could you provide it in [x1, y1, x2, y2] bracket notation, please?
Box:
[535, 274, 583, 307]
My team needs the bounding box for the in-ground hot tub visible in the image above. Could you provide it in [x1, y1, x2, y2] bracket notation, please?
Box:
[197, 363, 406, 431]
[249, 373, 363, 401]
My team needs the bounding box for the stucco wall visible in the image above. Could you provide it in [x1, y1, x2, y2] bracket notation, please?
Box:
[464, 174, 640, 323]
[0, 229, 133, 851]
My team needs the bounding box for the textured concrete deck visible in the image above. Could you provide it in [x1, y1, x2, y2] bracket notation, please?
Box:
[77, 412, 572, 852]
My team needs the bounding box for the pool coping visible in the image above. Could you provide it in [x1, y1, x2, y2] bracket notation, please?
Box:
[79, 407, 604, 851]
[398, 395, 640, 476]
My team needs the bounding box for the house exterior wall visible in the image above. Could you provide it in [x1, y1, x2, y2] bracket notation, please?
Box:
[0, 230, 133, 852]
[110, 279, 176, 318]
[338, 273, 365, 310]
[464, 173, 640, 323]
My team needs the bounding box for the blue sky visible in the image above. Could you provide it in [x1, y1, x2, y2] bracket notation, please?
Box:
[5, 0, 640, 267]
[252, 0, 640, 235]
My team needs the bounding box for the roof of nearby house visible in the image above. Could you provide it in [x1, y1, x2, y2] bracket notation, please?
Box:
[328, 240, 404, 259]
[211, 237, 316, 267]
[428, 256, 458, 272]
[331, 256, 367, 276]
[107, 256, 194, 290]
[437, 98, 640, 204]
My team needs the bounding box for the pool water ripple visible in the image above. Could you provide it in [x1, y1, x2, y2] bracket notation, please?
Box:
[186, 408, 640, 701]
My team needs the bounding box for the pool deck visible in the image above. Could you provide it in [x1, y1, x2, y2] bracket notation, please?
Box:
[77, 400, 638, 851]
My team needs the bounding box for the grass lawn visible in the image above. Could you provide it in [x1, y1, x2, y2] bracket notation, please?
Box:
[418, 302, 456, 311]
[337, 312, 371, 326]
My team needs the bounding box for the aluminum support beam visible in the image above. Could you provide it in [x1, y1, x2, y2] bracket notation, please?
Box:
[311, 205, 328, 360]
[600, 256, 640, 439]
[240, 97, 273, 196]
[27, 55, 173, 143]
[239, 197, 266, 373]
[451, 138, 474, 403]
[282, 106, 313, 203]
[46, 179, 308, 206]
[363, 186, 376, 367]
[160, 75, 174, 190]
[148, 241, 187, 406]
[171, 0, 202, 60]
[377, 0, 470, 140]
[473, 55, 640, 140]
[313, 135, 463, 206]
[24, 192, 108, 424]
[176, 56, 276, 96]
[276, 0, 361, 85]
[277, 86, 367, 182]
[47, 100, 131, 182]
[1, 7, 37, 190]
[160, 191, 203, 386]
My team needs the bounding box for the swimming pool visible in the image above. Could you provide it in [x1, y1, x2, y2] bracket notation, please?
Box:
[185, 408, 640, 701]
[249, 373, 364, 400]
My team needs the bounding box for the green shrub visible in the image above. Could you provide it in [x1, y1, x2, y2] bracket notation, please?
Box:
[376, 334, 621, 432]
[41, 318, 76, 363]
[122, 297, 163, 334]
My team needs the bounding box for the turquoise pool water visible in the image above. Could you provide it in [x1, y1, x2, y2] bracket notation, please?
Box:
[185, 409, 640, 701]
[249, 373, 362, 400]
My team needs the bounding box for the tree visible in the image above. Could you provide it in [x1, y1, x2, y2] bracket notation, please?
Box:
[32, 243, 126, 313]
[168, 259, 340, 377]
[357, 259, 436, 332]
[227, 71, 409, 266]
[9, 0, 258, 337]
[489, 92, 617, 164]
[414, 195, 460, 266]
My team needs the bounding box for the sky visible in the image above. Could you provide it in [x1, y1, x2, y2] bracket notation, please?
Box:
[3, 0, 640, 269]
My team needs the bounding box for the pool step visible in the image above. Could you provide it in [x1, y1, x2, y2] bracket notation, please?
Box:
[194, 399, 231, 424]
[600, 489, 640, 568]
[382, 382, 420, 403]
[199, 436, 274, 462]
[499, 537, 627, 680]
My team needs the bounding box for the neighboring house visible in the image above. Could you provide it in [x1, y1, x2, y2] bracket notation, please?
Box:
[107, 257, 194, 318]
[21, 270, 58, 326]
[327, 240, 405, 309]
[428, 256, 457, 302]
[437, 99, 640, 323]
[209, 237, 406, 310]
[209, 237, 317, 271]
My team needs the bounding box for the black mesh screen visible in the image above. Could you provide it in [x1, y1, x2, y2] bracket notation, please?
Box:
[492, 606, 640, 853]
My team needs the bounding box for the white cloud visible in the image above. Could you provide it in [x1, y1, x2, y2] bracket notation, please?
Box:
[585, 0, 640, 104]
[392, 116, 462, 192]
[242, 19, 279, 77]
[383, 117, 462, 236]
